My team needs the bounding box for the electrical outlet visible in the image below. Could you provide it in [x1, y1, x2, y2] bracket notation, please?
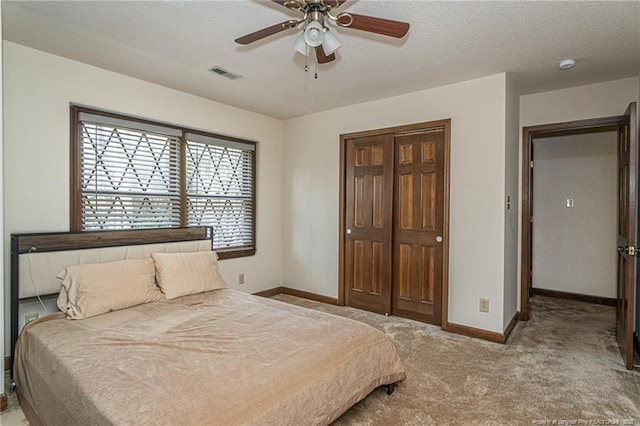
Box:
[479, 298, 490, 313]
[238, 273, 245, 285]
[25, 312, 39, 323]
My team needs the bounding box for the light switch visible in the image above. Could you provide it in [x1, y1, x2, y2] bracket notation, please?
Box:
[565, 198, 574, 208]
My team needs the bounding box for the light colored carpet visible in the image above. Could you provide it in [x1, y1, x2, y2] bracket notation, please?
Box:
[1, 295, 638, 425]
[270, 294, 639, 426]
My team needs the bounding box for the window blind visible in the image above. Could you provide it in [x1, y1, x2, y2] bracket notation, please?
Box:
[73, 107, 257, 257]
[185, 134, 254, 252]
[79, 118, 181, 230]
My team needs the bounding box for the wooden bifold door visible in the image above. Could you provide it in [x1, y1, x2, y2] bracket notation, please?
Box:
[340, 120, 450, 326]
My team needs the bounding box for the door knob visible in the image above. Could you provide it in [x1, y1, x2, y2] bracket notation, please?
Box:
[346, 229, 352, 235]
[436, 236, 443, 243]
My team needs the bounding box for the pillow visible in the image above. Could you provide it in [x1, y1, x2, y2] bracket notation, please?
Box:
[57, 258, 165, 320]
[151, 251, 227, 299]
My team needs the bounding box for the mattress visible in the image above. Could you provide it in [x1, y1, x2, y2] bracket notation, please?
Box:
[15, 289, 406, 425]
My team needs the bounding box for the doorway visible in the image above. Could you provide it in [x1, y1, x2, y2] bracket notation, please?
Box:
[531, 130, 618, 304]
[520, 103, 638, 370]
[338, 120, 451, 327]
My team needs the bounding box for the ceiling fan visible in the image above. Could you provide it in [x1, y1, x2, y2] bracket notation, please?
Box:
[234, 0, 410, 65]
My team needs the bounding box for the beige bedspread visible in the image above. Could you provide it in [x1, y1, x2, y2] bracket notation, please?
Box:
[15, 289, 406, 425]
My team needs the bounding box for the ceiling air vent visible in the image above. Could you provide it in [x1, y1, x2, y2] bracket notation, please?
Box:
[209, 66, 242, 80]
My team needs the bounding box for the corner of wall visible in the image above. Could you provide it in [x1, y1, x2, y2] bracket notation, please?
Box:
[503, 75, 520, 330]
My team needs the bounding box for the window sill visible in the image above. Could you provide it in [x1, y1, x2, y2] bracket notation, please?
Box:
[217, 249, 256, 260]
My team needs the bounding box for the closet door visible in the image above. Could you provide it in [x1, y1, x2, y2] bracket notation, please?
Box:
[392, 128, 446, 325]
[344, 135, 394, 315]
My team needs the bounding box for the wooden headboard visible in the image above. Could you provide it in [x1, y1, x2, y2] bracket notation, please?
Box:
[10, 227, 213, 370]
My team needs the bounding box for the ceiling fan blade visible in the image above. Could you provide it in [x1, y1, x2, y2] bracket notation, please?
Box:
[338, 13, 410, 38]
[235, 21, 297, 45]
[315, 46, 336, 64]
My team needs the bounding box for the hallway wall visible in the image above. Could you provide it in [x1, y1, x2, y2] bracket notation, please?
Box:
[532, 131, 617, 298]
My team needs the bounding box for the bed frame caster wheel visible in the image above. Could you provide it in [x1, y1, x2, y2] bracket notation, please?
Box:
[385, 383, 395, 395]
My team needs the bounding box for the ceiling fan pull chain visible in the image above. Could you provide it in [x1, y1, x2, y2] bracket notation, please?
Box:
[315, 62, 318, 79]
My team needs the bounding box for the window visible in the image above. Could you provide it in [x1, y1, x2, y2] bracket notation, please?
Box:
[185, 133, 255, 251]
[71, 106, 256, 258]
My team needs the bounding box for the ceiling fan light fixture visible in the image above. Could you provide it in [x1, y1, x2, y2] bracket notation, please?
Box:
[293, 31, 308, 56]
[322, 27, 341, 55]
[303, 20, 324, 47]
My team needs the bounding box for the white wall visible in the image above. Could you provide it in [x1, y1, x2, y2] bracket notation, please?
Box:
[521, 77, 640, 128]
[532, 132, 617, 298]
[283, 73, 509, 333]
[503, 76, 519, 329]
[519, 77, 640, 310]
[2, 42, 284, 354]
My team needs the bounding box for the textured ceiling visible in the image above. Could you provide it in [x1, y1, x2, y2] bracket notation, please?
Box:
[2, 1, 639, 120]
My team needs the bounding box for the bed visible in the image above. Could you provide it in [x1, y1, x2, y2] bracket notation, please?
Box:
[11, 227, 406, 425]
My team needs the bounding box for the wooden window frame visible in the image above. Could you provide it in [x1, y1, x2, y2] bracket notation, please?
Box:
[70, 105, 257, 260]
